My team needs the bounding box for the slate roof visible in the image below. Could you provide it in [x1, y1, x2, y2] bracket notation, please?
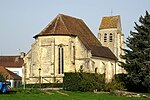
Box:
[34, 14, 117, 60]
[0, 56, 24, 68]
[99, 15, 120, 29]
[0, 66, 22, 80]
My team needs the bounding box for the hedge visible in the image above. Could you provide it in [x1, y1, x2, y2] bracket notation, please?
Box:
[20, 83, 63, 88]
[63, 72, 105, 92]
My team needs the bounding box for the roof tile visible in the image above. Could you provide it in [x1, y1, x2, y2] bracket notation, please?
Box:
[0, 56, 24, 68]
[0, 66, 21, 80]
[34, 14, 117, 60]
[100, 15, 120, 29]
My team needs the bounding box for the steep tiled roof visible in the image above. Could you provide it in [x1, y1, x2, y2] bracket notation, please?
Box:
[34, 14, 117, 60]
[90, 45, 117, 60]
[34, 14, 101, 49]
[0, 56, 24, 68]
[99, 15, 120, 29]
[0, 66, 21, 80]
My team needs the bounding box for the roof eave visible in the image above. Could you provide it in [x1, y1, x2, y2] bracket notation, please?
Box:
[99, 27, 118, 30]
[92, 54, 118, 61]
[33, 33, 77, 38]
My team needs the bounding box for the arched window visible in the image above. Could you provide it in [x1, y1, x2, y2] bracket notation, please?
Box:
[104, 33, 107, 42]
[95, 68, 98, 73]
[109, 33, 113, 42]
[58, 46, 64, 74]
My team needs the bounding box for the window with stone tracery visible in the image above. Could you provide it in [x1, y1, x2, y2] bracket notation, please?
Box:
[58, 46, 64, 74]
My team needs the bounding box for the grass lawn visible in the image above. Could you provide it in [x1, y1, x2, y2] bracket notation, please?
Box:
[0, 89, 150, 100]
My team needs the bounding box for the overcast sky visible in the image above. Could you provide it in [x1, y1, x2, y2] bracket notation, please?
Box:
[0, 0, 149, 55]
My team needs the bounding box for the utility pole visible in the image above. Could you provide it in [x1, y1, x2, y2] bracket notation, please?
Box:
[23, 65, 26, 89]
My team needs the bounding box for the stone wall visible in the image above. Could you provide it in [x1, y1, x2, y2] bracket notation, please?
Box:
[92, 57, 116, 82]
[24, 35, 117, 84]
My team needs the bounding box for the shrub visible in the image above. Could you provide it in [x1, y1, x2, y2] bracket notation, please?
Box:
[102, 74, 126, 92]
[115, 74, 127, 84]
[63, 72, 81, 91]
[78, 73, 96, 92]
[104, 80, 125, 92]
[78, 73, 105, 92]
[63, 72, 105, 92]
[115, 74, 147, 92]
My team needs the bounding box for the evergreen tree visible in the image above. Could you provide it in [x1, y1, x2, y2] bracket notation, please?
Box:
[121, 11, 150, 92]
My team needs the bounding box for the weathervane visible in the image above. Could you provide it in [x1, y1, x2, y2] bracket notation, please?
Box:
[111, 8, 113, 16]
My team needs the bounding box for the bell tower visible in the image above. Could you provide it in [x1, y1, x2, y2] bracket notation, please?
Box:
[98, 15, 125, 74]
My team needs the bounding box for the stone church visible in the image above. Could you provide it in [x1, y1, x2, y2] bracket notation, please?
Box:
[23, 14, 124, 84]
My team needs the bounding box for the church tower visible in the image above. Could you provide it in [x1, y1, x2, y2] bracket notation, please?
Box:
[98, 15, 125, 74]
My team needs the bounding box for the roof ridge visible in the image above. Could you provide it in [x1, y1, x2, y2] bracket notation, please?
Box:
[59, 13, 82, 21]
[53, 15, 60, 34]
[40, 15, 59, 34]
[59, 14, 70, 34]
[103, 15, 120, 18]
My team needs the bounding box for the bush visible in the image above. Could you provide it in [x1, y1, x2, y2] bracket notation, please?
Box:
[78, 73, 96, 92]
[63, 73, 128, 92]
[104, 80, 125, 92]
[101, 74, 126, 92]
[63, 72, 105, 92]
[79, 73, 105, 92]
[123, 75, 147, 92]
[63, 72, 81, 91]
[115, 74, 147, 92]
[115, 74, 127, 84]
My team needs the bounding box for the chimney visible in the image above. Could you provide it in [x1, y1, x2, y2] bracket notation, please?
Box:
[20, 52, 25, 58]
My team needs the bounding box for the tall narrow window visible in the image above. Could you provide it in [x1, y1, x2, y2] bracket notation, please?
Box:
[58, 46, 64, 74]
[109, 33, 113, 42]
[70, 41, 75, 64]
[104, 33, 107, 42]
[73, 46, 75, 64]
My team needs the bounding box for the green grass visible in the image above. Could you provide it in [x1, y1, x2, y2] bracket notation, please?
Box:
[0, 89, 150, 100]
